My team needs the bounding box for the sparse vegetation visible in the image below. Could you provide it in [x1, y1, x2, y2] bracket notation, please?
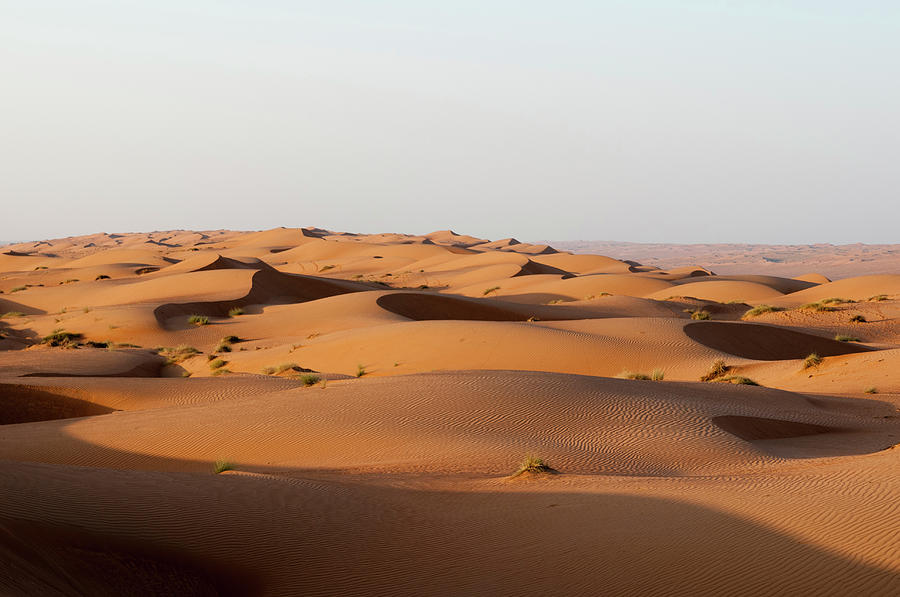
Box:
[40, 329, 83, 347]
[700, 359, 730, 382]
[262, 362, 298, 375]
[689, 309, 711, 320]
[62, 278, 79, 284]
[215, 335, 240, 353]
[802, 353, 823, 370]
[482, 286, 500, 295]
[10, 286, 26, 293]
[318, 264, 336, 272]
[211, 368, 231, 376]
[618, 371, 651, 380]
[834, 334, 861, 342]
[158, 345, 201, 364]
[821, 297, 852, 305]
[213, 460, 234, 474]
[864, 386, 878, 394]
[867, 295, 888, 302]
[0, 312, 25, 319]
[650, 368, 665, 381]
[742, 305, 780, 318]
[849, 314, 867, 323]
[300, 373, 321, 386]
[356, 363, 367, 377]
[209, 358, 227, 370]
[715, 376, 759, 386]
[799, 302, 834, 312]
[228, 306, 245, 317]
[95, 274, 110, 280]
[188, 314, 209, 326]
[512, 455, 554, 477]
[547, 299, 565, 305]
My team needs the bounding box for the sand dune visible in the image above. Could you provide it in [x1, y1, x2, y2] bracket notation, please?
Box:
[1, 228, 898, 595]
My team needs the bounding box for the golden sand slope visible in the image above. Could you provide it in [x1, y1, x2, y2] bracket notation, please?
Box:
[1, 228, 898, 595]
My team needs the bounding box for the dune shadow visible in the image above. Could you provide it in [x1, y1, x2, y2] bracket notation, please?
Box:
[684, 321, 872, 360]
[0, 453, 898, 596]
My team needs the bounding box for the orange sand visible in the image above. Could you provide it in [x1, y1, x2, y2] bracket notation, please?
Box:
[1, 228, 898, 595]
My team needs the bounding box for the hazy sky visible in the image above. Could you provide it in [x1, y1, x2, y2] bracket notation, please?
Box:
[2, 1, 898, 244]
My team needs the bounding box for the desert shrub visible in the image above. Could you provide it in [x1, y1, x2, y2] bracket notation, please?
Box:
[690, 310, 711, 320]
[867, 295, 888, 302]
[834, 334, 861, 342]
[802, 353, 823, 369]
[864, 386, 878, 394]
[700, 359, 729, 382]
[849, 314, 867, 323]
[300, 373, 321, 386]
[40, 329, 83, 347]
[799, 302, 834, 312]
[356, 364, 367, 377]
[742, 305, 780, 318]
[95, 274, 110, 280]
[618, 371, 651, 380]
[84, 340, 111, 349]
[821, 297, 852, 304]
[650, 368, 665, 381]
[10, 286, 26, 293]
[482, 286, 500, 295]
[228, 306, 245, 317]
[211, 368, 231, 376]
[213, 460, 234, 474]
[159, 345, 201, 364]
[716, 376, 759, 386]
[209, 358, 227, 370]
[512, 455, 553, 477]
[188, 314, 209, 326]
[215, 335, 240, 353]
[262, 363, 297, 375]
[0, 312, 25, 318]
[547, 299, 565, 305]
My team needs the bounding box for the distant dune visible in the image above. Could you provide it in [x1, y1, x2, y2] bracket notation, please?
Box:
[1, 227, 898, 595]
[546, 240, 900, 279]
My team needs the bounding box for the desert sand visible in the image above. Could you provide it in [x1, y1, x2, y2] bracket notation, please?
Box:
[0, 227, 898, 596]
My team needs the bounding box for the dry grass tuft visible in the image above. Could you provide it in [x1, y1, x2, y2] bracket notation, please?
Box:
[511, 455, 554, 477]
[802, 353, 823, 370]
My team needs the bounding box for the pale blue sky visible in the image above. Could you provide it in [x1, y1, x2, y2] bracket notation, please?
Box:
[2, 1, 898, 243]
